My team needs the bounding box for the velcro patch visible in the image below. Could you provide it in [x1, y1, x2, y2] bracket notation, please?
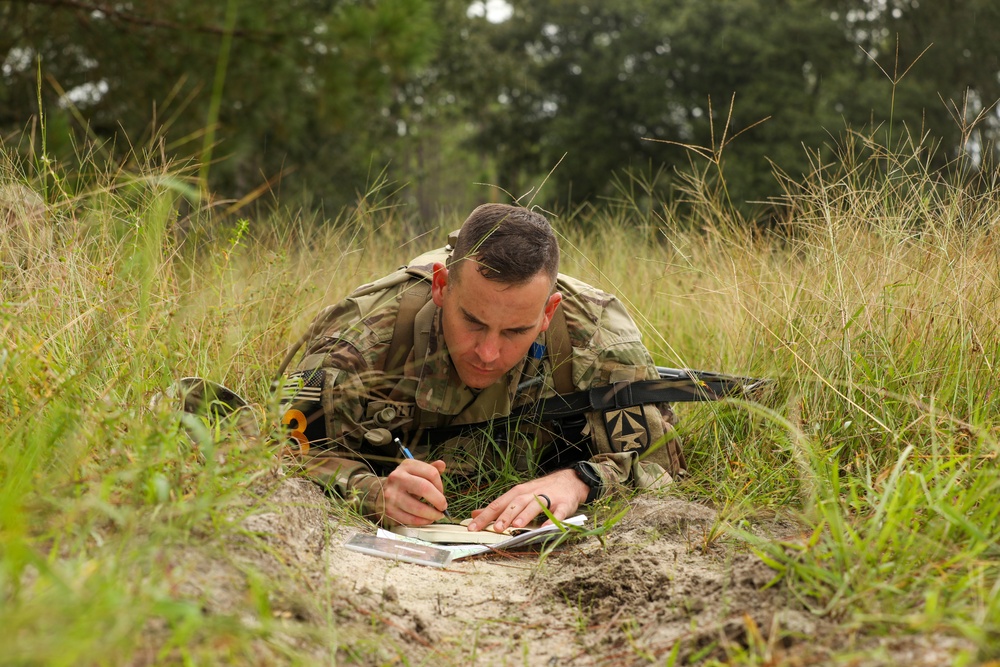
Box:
[603, 406, 650, 454]
[280, 368, 324, 404]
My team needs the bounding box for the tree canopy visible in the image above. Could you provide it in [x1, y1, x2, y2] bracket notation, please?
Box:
[2, 0, 998, 218]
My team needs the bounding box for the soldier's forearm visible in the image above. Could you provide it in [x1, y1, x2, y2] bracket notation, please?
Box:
[288, 447, 395, 523]
[346, 472, 387, 523]
[588, 452, 675, 497]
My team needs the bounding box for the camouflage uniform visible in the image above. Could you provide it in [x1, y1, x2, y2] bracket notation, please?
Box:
[281, 245, 685, 522]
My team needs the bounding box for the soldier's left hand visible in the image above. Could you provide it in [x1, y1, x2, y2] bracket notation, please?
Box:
[466, 468, 589, 533]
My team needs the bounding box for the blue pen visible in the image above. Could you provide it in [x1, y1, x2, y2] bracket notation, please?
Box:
[395, 438, 451, 519]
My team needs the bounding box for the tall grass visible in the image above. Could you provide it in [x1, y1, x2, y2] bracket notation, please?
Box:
[636, 129, 1000, 654]
[2, 120, 999, 662]
[541, 127, 1000, 657]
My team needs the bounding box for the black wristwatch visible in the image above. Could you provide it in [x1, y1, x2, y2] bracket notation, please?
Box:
[570, 461, 603, 504]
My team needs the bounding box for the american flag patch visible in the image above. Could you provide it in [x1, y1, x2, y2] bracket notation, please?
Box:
[281, 369, 324, 403]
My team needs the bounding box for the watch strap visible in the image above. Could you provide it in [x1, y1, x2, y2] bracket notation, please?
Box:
[571, 461, 603, 504]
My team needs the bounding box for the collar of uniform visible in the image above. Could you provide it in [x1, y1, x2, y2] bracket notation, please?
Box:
[413, 307, 518, 421]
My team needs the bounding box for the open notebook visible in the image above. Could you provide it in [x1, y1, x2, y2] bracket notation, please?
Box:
[345, 515, 588, 566]
[389, 518, 528, 545]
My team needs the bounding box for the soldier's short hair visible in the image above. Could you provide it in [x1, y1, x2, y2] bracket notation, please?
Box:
[447, 204, 560, 287]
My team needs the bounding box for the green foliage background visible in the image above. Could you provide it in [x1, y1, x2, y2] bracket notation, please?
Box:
[2, 0, 998, 217]
[3, 117, 1000, 661]
[4, 1, 1000, 662]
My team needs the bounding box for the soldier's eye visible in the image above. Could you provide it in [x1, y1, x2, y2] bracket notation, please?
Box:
[503, 328, 531, 338]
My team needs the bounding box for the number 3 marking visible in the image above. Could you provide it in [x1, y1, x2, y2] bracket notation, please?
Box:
[282, 409, 310, 455]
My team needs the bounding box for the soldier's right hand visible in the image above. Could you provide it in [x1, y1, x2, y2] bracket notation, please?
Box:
[382, 459, 449, 526]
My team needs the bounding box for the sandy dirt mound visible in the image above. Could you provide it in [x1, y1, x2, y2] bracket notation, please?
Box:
[167, 478, 975, 665]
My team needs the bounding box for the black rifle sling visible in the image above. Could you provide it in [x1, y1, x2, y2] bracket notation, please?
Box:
[535, 375, 739, 418]
[416, 370, 757, 449]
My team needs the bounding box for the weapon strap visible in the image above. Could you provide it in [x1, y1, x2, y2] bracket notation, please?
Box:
[416, 371, 757, 447]
[383, 280, 432, 374]
[383, 235, 455, 375]
[547, 302, 574, 395]
[537, 376, 732, 418]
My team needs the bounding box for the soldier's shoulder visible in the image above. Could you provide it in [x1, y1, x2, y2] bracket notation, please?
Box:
[312, 245, 444, 349]
[557, 273, 618, 312]
[556, 273, 629, 340]
[348, 245, 447, 302]
[301, 281, 400, 355]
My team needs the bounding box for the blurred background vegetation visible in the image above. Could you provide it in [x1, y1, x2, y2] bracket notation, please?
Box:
[4, 2, 1000, 661]
[2, 0, 998, 221]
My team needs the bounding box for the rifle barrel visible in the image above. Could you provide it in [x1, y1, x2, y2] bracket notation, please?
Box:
[655, 367, 769, 400]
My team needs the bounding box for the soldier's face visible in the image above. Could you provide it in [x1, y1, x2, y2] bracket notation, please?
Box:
[431, 261, 562, 389]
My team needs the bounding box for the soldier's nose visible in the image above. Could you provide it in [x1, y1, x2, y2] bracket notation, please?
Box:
[476, 336, 500, 364]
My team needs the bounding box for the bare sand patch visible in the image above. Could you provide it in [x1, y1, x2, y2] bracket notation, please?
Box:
[165, 477, 975, 665]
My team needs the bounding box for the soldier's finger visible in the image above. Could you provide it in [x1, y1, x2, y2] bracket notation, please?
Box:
[479, 507, 509, 532]
[389, 462, 446, 502]
[471, 482, 536, 530]
[426, 460, 448, 494]
[508, 498, 543, 529]
[383, 478, 444, 521]
[493, 495, 539, 532]
[466, 509, 491, 532]
[386, 504, 436, 526]
[538, 500, 569, 527]
[397, 458, 445, 488]
[394, 491, 444, 523]
[468, 494, 510, 530]
[408, 477, 448, 512]
[398, 477, 447, 514]
[530, 495, 553, 527]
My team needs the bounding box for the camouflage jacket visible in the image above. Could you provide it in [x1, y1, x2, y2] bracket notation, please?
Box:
[280, 245, 685, 523]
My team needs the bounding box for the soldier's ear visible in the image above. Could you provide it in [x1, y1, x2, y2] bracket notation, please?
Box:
[431, 262, 449, 307]
[539, 292, 562, 331]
